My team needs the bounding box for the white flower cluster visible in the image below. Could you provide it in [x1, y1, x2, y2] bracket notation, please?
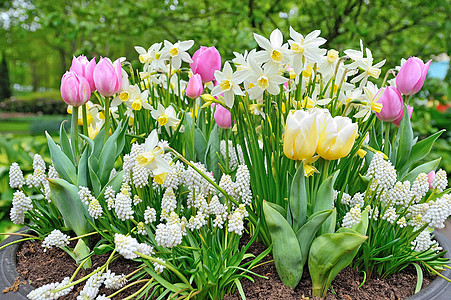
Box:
[26, 154, 47, 188]
[144, 206, 157, 224]
[162, 161, 185, 190]
[411, 173, 429, 203]
[10, 190, 33, 224]
[228, 204, 248, 235]
[342, 204, 361, 228]
[137, 221, 147, 235]
[381, 206, 398, 224]
[78, 186, 96, 205]
[220, 140, 244, 170]
[431, 169, 447, 192]
[366, 152, 397, 193]
[386, 181, 412, 206]
[153, 258, 166, 274]
[184, 162, 216, 197]
[28, 277, 73, 300]
[155, 220, 184, 248]
[88, 198, 103, 219]
[411, 229, 442, 252]
[9, 162, 24, 189]
[234, 165, 253, 205]
[104, 186, 116, 210]
[132, 163, 150, 188]
[114, 233, 138, 259]
[77, 272, 103, 300]
[102, 270, 127, 290]
[187, 211, 208, 230]
[208, 195, 228, 228]
[42, 229, 70, 252]
[161, 187, 177, 212]
[114, 185, 134, 221]
[48, 164, 59, 179]
[422, 195, 451, 229]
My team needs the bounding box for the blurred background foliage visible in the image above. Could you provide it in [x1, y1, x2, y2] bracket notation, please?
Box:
[0, 0, 450, 237]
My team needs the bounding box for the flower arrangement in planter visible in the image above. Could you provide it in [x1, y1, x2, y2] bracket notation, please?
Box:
[2, 27, 451, 299]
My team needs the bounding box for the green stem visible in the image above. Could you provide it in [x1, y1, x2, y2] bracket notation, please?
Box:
[104, 97, 110, 143]
[192, 100, 196, 159]
[384, 122, 390, 155]
[71, 107, 79, 165]
[0, 237, 40, 251]
[122, 279, 154, 300]
[82, 104, 89, 137]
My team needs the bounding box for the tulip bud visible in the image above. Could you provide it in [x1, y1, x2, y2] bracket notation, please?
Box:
[427, 171, 435, 189]
[317, 116, 358, 160]
[69, 55, 96, 91]
[396, 57, 432, 96]
[375, 86, 403, 122]
[283, 109, 324, 161]
[186, 74, 203, 99]
[392, 105, 413, 127]
[190, 46, 221, 83]
[60, 71, 91, 107]
[214, 104, 231, 129]
[93, 58, 122, 97]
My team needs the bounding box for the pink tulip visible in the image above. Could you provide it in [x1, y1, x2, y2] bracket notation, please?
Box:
[190, 46, 221, 83]
[186, 74, 203, 99]
[392, 105, 413, 127]
[60, 71, 91, 107]
[93, 58, 122, 97]
[69, 55, 96, 91]
[396, 57, 432, 96]
[375, 86, 403, 122]
[427, 171, 435, 189]
[214, 104, 231, 129]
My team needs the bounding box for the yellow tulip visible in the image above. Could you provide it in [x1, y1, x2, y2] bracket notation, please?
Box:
[283, 109, 324, 161]
[317, 116, 358, 160]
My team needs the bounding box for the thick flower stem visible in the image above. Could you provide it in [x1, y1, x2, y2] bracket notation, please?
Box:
[71, 107, 79, 165]
[104, 97, 110, 143]
[384, 122, 390, 154]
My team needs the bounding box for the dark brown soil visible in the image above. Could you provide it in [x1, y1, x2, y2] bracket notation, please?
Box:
[224, 236, 435, 300]
[16, 239, 145, 299]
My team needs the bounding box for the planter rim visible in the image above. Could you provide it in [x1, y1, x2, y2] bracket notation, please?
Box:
[0, 228, 450, 299]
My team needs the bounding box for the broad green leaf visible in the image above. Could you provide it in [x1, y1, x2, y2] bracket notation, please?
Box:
[46, 132, 77, 184]
[204, 124, 221, 181]
[183, 112, 195, 161]
[77, 147, 89, 187]
[314, 170, 339, 235]
[309, 231, 367, 297]
[59, 120, 74, 164]
[115, 121, 128, 158]
[92, 127, 106, 158]
[399, 130, 445, 178]
[263, 201, 303, 288]
[88, 157, 102, 196]
[195, 126, 207, 165]
[296, 209, 334, 265]
[392, 105, 414, 170]
[48, 178, 93, 236]
[351, 208, 369, 235]
[98, 170, 124, 200]
[289, 163, 308, 231]
[402, 158, 441, 183]
[266, 201, 287, 220]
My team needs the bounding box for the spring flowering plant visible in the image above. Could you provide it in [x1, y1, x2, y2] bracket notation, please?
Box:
[4, 25, 451, 300]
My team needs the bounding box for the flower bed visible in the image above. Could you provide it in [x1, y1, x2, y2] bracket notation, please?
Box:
[2, 27, 450, 299]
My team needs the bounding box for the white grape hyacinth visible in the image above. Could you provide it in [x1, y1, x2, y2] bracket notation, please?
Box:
[42, 229, 70, 252]
[9, 162, 24, 189]
[114, 233, 139, 259]
[28, 277, 73, 300]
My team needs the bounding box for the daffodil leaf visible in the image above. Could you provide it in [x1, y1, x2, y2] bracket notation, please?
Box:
[289, 163, 308, 232]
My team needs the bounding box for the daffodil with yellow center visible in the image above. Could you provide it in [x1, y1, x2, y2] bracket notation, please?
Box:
[119, 91, 129, 101]
[151, 103, 181, 130]
[131, 99, 142, 111]
[253, 28, 289, 66]
[288, 27, 327, 74]
[136, 130, 171, 175]
[211, 62, 247, 108]
[327, 49, 339, 63]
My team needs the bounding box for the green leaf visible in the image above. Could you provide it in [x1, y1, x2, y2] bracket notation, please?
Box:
[183, 112, 195, 161]
[59, 120, 74, 164]
[392, 104, 414, 170]
[412, 263, 423, 294]
[98, 130, 119, 185]
[296, 209, 334, 266]
[266, 202, 287, 220]
[263, 201, 303, 288]
[77, 147, 89, 187]
[88, 156, 102, 196]
[314, 170, 339, 235]
[289, 163, 308, 232]
[402, 158, 441, 183]
[204, 124, 221, 181]
[399, 130, 445, 178]
[46, 132, 77, 184]
[351, 208, 369, 235]
[195, 127, 208, 164]
[48, 178, 93, 236]
[309, 231, 368, 297]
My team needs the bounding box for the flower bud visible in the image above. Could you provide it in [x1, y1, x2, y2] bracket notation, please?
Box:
[317, 116, 358, 160]
[396, 57, 432, 96]
[190, 46, 221, 83]
[427, 171, 435, 189]
[392, 105, 413, 127]
[375, 86, 403, 122]
[93, 58, 122, 97]
[60, 71, 91, 107]
[69, 55, 96, 91]
[214, 104, 231, 129]
[185, 74, 203, 99]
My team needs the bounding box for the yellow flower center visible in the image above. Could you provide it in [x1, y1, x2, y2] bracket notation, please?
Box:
[169, 47, 179, 57]
[154, 173, 167, 185]
[158, 114, 168, 126]
[220, 79, 232, 92]
[367, 66, 381, 79]
[371, 102, 383, 113]
[136, 151, 155, 166]
[132, 99, 142, 111]
[128, 117, 134, 126]
[120, 91, 129, 101]
[139, 53, 152, 63]
[155, 52, 161, 59]
[302, 65, 313, 78]
[248, 82, 255, 89]
[356, 149, 367, 159]
[304, 164, 316, 177]
[257, 75, 269, 90]
[140, 72, 150, 80]
[327, 50, 339, 63]
[291, 42, 304, 54]
[270, 49, 283, 62]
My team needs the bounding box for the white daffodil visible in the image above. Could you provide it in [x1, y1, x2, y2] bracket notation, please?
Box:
[247, 59, 287, 100]
[136, 130, 171, 175]
[353, 82, 383, 121]
[135, 42, 166, 71]
[111, 68, 131, 107]
[345, 41, 386, 88]
[151, 103, 181, 130]
[124, 84, 152, 111]
[288, 27, 327, 74]
[211, 62, 246, 108]
[319, 49, 340, 79]
[303, 89, 332, 109]
[162, 40, 194, 70]
[253, 29, 289, 66]
[232, 49, 256, 83]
